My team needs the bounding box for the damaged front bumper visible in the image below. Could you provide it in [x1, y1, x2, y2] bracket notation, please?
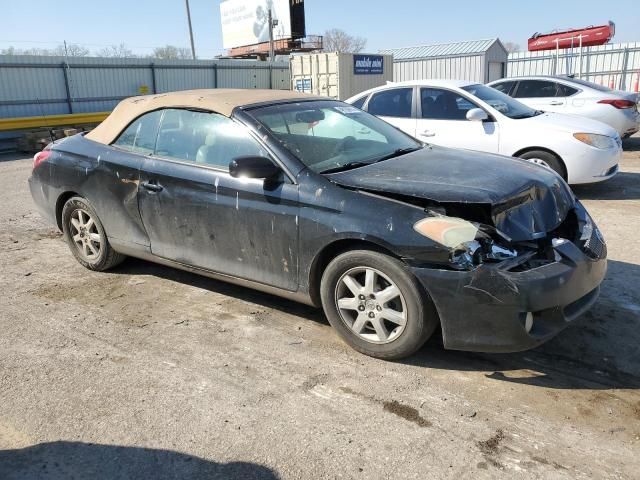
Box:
[412, 239, 607, 353]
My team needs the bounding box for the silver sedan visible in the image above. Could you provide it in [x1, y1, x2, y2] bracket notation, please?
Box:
[488, 75, 639, 138]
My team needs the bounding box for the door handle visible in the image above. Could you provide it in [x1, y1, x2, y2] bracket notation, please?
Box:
[549, 101, 563, 105]
[141, 181, 163, 193]
[419, 130, 436, 137]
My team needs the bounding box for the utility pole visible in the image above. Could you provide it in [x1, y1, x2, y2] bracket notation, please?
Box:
[268, 9, 279, 62]
[185, 0, 196, 59]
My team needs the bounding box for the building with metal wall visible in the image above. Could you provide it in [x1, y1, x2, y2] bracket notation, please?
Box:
[381, 38, 508, 84]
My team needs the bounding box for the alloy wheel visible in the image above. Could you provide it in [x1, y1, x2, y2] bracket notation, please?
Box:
[69, 208, 102, 261]
[335, 267, 407, 344]
[525, 157, 552, 170]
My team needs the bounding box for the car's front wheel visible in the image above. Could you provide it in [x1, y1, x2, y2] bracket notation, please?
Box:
[320, 250, 438, 360]
[61, 196, 126, 271]
[517, 150, 566, 180]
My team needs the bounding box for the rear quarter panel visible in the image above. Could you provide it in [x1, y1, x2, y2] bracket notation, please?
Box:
[40, 134, 150, 249]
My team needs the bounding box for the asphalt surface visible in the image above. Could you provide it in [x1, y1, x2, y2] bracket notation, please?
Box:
[1, 136, 639, 479]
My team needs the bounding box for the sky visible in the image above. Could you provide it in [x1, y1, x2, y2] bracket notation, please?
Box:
[2, 0, 639, 57]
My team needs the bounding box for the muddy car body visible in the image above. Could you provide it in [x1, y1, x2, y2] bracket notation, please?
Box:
[28, 89, 607, 359]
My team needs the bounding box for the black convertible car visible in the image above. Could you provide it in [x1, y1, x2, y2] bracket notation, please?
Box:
[29, 89, 607, 359]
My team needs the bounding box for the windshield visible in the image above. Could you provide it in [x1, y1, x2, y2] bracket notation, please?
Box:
[463, 84, 541, 119]
[247, 100, 421, 173]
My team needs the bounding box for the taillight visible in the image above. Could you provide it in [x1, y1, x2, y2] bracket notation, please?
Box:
[598, 99, 636, 109]
[33, 150, 51, 170]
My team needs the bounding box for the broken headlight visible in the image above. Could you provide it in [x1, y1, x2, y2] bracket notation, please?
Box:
[413, 216, 517, 270]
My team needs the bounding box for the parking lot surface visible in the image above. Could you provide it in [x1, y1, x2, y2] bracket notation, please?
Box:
[1, 137, 639, 479]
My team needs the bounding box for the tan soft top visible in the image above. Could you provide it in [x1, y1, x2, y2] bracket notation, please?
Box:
[86, 88, 320, 145]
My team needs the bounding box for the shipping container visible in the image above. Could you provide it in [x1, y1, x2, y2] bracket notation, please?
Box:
[290, 52, 393, 100]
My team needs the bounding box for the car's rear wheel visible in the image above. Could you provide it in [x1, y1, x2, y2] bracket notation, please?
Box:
[517, 150, 566, 180]
[61, 196, 126, 271]
[320, 250, 438, 360]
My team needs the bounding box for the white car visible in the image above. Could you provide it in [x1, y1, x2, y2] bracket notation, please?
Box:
[488, 75, 639, 138]
[346, 80, 621, 184]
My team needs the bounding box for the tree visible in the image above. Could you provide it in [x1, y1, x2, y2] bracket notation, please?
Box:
[503, 42, 521, 53]
[151, 45, 193, 59]
[323, 29, 366, 53]
[52, 43, 90, 57]
[98, 43, 135, 58]
[0, 43, 89, 57]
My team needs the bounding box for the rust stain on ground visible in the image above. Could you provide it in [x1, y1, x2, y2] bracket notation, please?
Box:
[382, 400, 432, 427]
[477, 428, 504, 455]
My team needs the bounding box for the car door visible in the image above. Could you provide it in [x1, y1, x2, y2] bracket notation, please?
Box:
[513, 80, 566, 113]
[415, 87, 499, 153]
[364, 87, 417, 136]
[137, 108, 300, 291]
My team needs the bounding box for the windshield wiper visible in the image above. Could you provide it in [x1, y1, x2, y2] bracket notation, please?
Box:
[320, 161, 372, 174]
[374, 146, 421, 163]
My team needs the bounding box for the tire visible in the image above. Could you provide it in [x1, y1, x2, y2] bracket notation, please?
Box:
[517, 150, 566, 180]
[61, 196, 126, 271]
[320, 250, 438, 360]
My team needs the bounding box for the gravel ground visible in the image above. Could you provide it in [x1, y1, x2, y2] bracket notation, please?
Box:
[1, 136, 639, 479]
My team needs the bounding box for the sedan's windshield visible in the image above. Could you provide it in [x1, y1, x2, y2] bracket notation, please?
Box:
[463, 84, 541, 119]
[248, 100, 422, 173]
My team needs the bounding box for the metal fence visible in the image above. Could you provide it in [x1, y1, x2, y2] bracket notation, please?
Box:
[0, 56, 291, 119]
[507, 42, 640, 92]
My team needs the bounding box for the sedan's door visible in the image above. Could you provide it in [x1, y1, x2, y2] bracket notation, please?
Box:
[137, 109, 299, 291]
[512, 80, 566, 112]
[365, 87, 417, 136]
[416, 88, 500, 153]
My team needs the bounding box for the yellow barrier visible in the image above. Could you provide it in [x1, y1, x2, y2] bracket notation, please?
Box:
[0, 112, 110, 131]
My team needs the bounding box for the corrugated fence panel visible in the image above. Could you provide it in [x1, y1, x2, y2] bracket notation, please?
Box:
[0, 56, 291, 118]
[507, 42, 640, 91]
[155, 67, 215, 92]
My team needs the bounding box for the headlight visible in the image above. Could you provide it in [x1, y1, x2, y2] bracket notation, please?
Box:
[573, 133, 617, 150]
[414, 217, 517, 270]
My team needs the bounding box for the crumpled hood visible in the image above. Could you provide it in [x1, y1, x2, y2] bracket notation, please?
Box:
[327, 145, 575, 241]
[520, 111, 619, 137]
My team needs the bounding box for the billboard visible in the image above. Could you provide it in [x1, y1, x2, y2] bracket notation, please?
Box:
[220, 0, 305, 50]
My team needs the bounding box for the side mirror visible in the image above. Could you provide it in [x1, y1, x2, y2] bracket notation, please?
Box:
[466, 108, 489, 122]
[229, 156, 281, 180]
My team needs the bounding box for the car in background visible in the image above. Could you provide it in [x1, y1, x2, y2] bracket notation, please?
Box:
[488, 75, 639, 138]
[28, 89, 607, 359]
[346, 80, 621, 184]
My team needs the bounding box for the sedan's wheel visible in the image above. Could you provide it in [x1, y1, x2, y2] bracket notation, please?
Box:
[70, 208, 102, 261]
[518, 150, 566, 180]
[321, 250, 438, 360]
[336, 267, 407, 344]
[62, 196, 126, 271]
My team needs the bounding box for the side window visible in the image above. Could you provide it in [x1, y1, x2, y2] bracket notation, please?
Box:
[491, 81, 515, 96]
[420, 88, 479, 120]
[112, 110, 163, 154]
[556, 83, 579, 97]
[155, 109, 268, 170]
[351, 95, 368, 110]
[514, 80, 558, 98]
[367, 88, 413, 118]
